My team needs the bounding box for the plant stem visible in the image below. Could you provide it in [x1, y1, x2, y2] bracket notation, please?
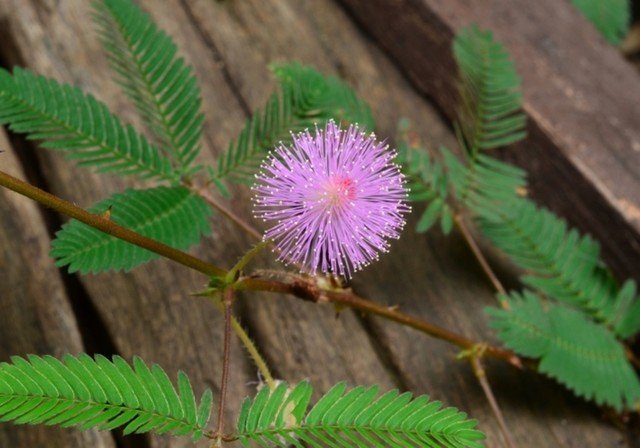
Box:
[209, 298, 276, 390]
[470, 355, 516, 448]
[454, 213, 509, 308]
[236, 276, 522, 368]
[0, 170, 522, 369]
[231, 316, 276, 390]
[0, 170, 225, 277]
[214, 288, 234, 445]
[225, 240, 270, 284]
[196, 187, 262, 241]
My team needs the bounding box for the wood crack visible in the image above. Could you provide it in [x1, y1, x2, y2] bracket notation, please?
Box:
[0, 21, 149, 448]
[178, 0, 252, 117]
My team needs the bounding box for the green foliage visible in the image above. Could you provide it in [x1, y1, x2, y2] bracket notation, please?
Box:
[93, 0, 204, 172]
[449, 25, 528, 207]
[0, 354, 213, 440]
[449, 25, 640, 408]
[400, 26, 528, 234]
[453, 25, 526, 156]
[571, 0, 630, 45]
[0, 67, 175, 182]
[395, 121, 454, 234]
[445, 149, 527, 213]
[488, 291, 640, 410]
[398, 23, 640, 410]
[216, 62, 374, 182]
[477, 197, 640, 337]
[51, 186, 212, 273]
[236, 381, 485, 448]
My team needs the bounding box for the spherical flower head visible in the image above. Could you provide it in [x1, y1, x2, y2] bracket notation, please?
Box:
[252, 121, 409, 278]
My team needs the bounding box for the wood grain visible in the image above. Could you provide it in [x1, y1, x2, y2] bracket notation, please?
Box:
[0, 0, 633, 446]
[338, 0, 640, 283]
[0, 130, 116, 447]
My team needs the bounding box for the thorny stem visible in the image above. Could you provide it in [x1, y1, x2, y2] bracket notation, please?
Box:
[460, 346, 516, 448]
[454, 213, 509, 308]
[0, 170, 521, 366]
[214, 288, 234, 447]
[236, 276, 522, 367]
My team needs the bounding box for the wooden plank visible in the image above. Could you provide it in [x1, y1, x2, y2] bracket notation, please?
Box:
[338, 0, 640, 282]
[0, 132, 116, 448]
[172, 0, 623, 446]
[0, 3, 251, 447]
[0, 0, 627, 446]
[0, 1, 398, 446]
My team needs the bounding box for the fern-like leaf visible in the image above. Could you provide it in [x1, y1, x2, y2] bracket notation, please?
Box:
[0, 67, 175, 181]
[216, 62, 374, 182]
[477, 197, 640, 336]
[395, 123, 454, 234]
[93, 0, 204, 171]
[488, 291, 640, 410]
[454, 26, 526, 156]
[51, 186, 212, 273]
[235, 381, 485, 447]
[571, 0, 630, 45]
[0, 354, 213, 440]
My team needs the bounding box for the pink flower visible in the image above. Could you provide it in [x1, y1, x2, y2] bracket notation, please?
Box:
[252, 121, 409, 278]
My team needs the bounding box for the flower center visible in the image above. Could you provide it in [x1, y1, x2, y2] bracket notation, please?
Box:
[323, 175, 356, 208]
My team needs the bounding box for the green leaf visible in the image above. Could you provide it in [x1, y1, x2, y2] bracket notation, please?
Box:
[93, 0, 204, 171]
[235, 381, 485, 447]
[395, 121, 455, 237]
[216, 62, 374, 182]
[416, 198, 443, 233]
[0, 67, 175, 182]
[447, 23, 640, 411]
[440, 205, 454, 235]
[615, 281, 640, 338]
[0, 355, 212, 440]
[488, 291, 640, 410]
[477, 197, 640, 336]
[51, 186, 212, 273]
[453, 25, 526, 156]
[571, 0, 630, 45]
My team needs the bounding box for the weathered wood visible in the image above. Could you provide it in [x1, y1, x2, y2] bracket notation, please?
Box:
[0, 3, 252, 447]
[0, 1, 397, 446]
[0, 131, 116, 448]
[0, 0, 631, 446]
[338, 0, 640, 283]
[176, 1, 624, 446]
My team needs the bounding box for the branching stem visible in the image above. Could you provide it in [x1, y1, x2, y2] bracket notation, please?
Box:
[225, 240, 270, 284]
[454, 213, 509, 308]
[469, 354, 516, 448]
[0, 170, 522, 368]
[236, 277, 522, 367]
[209, 298, 276, 390]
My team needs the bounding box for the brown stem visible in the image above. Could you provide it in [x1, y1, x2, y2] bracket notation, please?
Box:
[0, 170, 521, 369]
[0, 170, 225, 277]
[214, 288, 234, 444]
[455, 213, 509, 308]
[195, 187, 262, 241]
[626, 347, 640, 370]
[470, 355, 516, 448]
[236, 277, 522, 368]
